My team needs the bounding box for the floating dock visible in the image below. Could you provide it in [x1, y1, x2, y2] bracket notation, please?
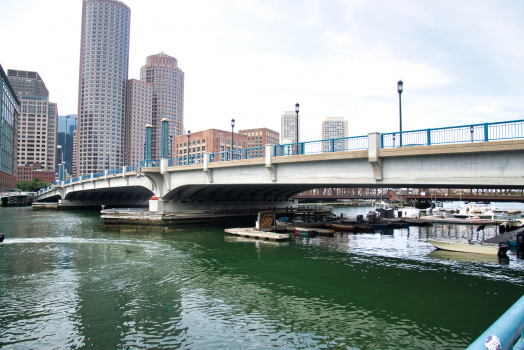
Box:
[225, 228, 289, 241]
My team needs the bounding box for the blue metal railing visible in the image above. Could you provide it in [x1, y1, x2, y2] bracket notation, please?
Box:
[125, 165, 138, 173]
[381, 119, 524, 148]
[72, 177, 79, 183]
[274, 135, 368, 157]
[467, 294, 524, 350]
[64, 179, 71, 185]
[93, 171, 105, 178]
[81, 174, 90, 181]
[140, 159, 160, 167]
[53, 181, 59, 186]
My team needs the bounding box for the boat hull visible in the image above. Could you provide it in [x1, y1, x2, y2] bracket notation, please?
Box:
[427, 239, 499, 255]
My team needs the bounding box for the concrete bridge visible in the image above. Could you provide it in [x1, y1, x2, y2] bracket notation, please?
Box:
[35, 127, 524, 212]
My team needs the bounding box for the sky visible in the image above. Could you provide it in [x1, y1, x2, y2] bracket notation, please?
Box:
[1, 0, 523, 142]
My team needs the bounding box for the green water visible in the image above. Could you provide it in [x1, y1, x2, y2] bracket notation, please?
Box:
[1, 207, 523, 349]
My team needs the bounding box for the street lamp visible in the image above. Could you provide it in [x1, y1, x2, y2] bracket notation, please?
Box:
[122, 149, 126, 167]
[187, 130, 191, 164]
[295, 102, 300, 143]
[231, 118, 235, 161]
[106, 154, 110, 169]
[397, 80, 403, 147]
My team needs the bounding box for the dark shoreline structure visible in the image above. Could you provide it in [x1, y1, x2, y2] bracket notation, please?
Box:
[99, 205, 334, 226]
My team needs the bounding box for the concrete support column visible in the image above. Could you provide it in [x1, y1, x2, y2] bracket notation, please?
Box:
[149, 196, 164, 212]
[265, 145, 276, 182]
[368, 132, 383, 181]
[160, 159, 168, 175]
[203, 153, 212, 182]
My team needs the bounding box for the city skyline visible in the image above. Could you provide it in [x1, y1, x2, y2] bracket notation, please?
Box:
[1, 0, 524, 142]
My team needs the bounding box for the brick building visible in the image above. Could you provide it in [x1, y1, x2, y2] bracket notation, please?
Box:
[17, 163, 55, 183]
[173, 129, 247, 161]
[239, 127, 279, 158]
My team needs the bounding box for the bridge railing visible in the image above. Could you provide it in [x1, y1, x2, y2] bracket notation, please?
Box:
[53, 181, 59, 185]
[274, 135, 368, 157]
[381, 119, 524, 148]
[125, 165, 138, 173]
[467, 294, 524, 350]
[64, 179, 71, 184]
[140, 159, 161, 168]
[72, 177, 80, 183]
[93, 171, 105, 179]
[81, 174, 90, 181]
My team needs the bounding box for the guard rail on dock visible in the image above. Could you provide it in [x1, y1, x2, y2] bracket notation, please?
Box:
[467, 294, 524, 350]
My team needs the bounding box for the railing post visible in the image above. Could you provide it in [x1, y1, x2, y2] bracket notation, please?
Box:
[380, 134, 383, 148]
[484, 123, 489, 142]
[330, 139, 335, 152]
[427, 128, 431, 146]
[300, 142, 304, 155]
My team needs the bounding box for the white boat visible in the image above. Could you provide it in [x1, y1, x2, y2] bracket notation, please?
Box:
[400, 207, 420, 219]
[427, 238, 508, 256]
[453, 203, 481, 219]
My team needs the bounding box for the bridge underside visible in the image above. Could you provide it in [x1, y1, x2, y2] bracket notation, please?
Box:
[65, 186, 154, 202]
[164, 184, 330, 201]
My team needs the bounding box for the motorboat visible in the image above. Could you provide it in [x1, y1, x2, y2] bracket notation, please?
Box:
[453, 203, 481, 219]
[329, 223, 356, 232]
[400, 207, 420, 219]
[499, 219, 524, 233]
[427, 238, 509, 257]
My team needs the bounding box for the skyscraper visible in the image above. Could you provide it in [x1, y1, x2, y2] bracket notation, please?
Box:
[124, 79, 152, 165]
[0, 64, 20, 191]
[7, 69, 58, 171]
[140, 52, 184, 159]
[281, 111, 300, 143]
[321, 117, 348, 151]
[76, 0, 131, 175]
[321, 117, 348, 139]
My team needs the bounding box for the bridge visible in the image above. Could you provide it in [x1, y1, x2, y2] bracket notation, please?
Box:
[35, 119, 524, 212]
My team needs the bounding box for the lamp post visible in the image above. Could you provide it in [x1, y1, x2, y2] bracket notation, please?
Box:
[143, 142, 146, 160]
[295, 103, 300, 143]
[392, 133, 396, 148]
[397, 80, 403, 147]
[187, 130, 191, 164]
[470, 125, 474, 143]
[231, 118, 235, 161]
[122, 149, 126, 167]
[106, 154, 110, 170]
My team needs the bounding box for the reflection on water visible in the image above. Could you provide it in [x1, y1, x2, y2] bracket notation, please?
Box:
[1, 207, 524, 349]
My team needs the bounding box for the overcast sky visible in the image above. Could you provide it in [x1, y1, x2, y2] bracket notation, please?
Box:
[1, 0, 523, 141]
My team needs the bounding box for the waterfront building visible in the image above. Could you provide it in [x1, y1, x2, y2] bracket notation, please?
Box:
[0, 64, 20, 192]
[139, 52, 184, 159]
[17, 163, 56, 183]
[76, 0, 131, 175]
[321, 117, 348, 151]
[125, 79, 152, 165]
[281, 110, 300, 143]
[57, 114, 77, 175]
[6, 69, 58, 172]
[173, 129, 247, 161]
[239, 127, 279, 158]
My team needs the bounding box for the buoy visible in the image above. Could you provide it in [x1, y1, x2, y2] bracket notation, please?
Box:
[0, 234, 4, 243]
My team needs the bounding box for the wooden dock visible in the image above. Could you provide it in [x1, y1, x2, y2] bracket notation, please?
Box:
[225, 228, 289, 241]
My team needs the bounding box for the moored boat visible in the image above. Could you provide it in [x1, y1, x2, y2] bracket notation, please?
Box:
[427, 238, 509, 256]
[329, 223, 356, 232]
